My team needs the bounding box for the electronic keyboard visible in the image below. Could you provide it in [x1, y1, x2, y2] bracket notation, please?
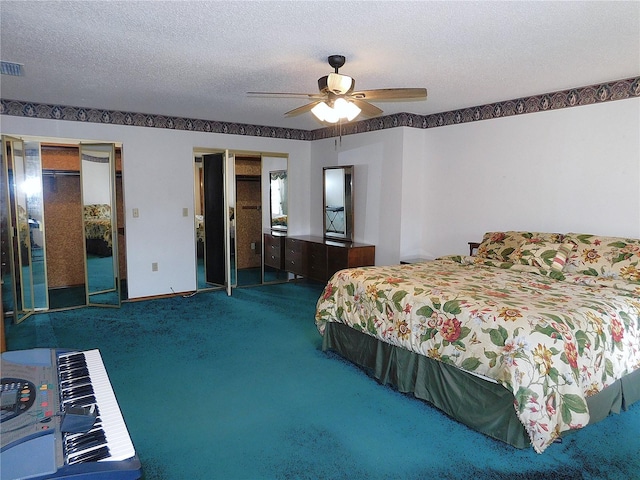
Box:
[1, 348, 141, 479]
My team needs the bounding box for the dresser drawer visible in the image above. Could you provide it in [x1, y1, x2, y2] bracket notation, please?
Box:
[326, 247, 348, 277]
[264, 233, 282, 251]
[307, 242, 327, 282]
[285, 238, 306, 275]
[281, 235, 375, 282]
[327, 244, 375, 278]
[264, 233, 284, 269]
[265, 251, 282, 269]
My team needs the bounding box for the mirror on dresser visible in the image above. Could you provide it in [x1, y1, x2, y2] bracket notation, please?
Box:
[323, 166, 353, 242]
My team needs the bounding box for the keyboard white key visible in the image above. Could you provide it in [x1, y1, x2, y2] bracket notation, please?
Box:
[58, 349, 136, 463]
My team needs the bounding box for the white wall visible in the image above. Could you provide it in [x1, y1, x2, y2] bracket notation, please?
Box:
[1, 116, 311, 299]
[400, 127, 427, 261]
[418, 98, 640, 259]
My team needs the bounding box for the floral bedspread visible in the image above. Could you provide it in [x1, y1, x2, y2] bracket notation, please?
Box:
[315, 258, 640, 453]
[84, 219, 112, 246]
[84, 204, 113, 247]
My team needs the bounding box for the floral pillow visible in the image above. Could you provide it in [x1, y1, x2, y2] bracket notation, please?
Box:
[516, 241, 576, 272]
[437, 254, 514, 269]
[562, 233, 640, 282]
[517, 242, 561, 268]
[476, 231, 563, 262]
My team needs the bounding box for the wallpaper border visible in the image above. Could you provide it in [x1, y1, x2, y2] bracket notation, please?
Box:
[1, 76, 638, 141]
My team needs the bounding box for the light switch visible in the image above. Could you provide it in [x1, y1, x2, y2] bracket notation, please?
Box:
[182, 207, 188, 217]
[132, 208, 139, 218]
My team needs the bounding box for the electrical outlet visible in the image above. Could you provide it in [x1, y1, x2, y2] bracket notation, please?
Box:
[152, 262, 158, 272]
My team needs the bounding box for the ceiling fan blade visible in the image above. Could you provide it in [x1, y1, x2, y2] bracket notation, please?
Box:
[284, 101, 322, 117]
[351, 88, 427, 101]
[351, 99, 383, 117]
[247, 91, 324, 99]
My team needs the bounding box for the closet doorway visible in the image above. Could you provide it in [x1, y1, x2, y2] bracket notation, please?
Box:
[234, 155, 263, 287]
[193, 149, 288, 293]
[1, 135, 126, 322]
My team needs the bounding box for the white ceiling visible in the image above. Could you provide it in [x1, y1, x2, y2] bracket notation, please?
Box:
[1, 1, 639, 131]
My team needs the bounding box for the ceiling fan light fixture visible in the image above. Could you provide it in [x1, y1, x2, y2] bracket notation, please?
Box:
[327, 73, 354, 94]
[312, 98, 362, 124]
[311, 101, 334, 122]
[334, 98, 361, 121]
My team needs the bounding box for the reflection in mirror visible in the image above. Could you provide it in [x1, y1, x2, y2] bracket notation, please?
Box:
[2, 137, 49, 322]
[262, 156, 288, 284]
[323, 166, 353, 241]
[0, 140, 13, 317]
[12, 140, 33, 313]
[41, 144, 89, 310]
[227, 152, 236, 290]
[194, 157, 206, 290]
[269, 170, 287, 231]
[81, 144, 120, 307]
[23, 142, 48, 311]
[12, 140, 33, 314]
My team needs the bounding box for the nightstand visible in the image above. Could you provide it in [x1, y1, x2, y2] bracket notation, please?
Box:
[468, 242, 480, 256]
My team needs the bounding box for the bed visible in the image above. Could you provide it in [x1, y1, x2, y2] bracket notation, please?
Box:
[271, 214, 288, 229]
[83, 204, 113, 256]
[315, 231, 640, 453]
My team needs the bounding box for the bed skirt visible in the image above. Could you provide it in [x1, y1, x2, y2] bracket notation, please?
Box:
[322, 321, 640, 449]
[85, 238, 112, 257]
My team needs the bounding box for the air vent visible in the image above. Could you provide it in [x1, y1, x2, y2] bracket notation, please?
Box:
[1, 61, 24, 76]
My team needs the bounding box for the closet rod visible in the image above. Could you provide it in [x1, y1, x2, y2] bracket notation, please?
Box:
[41, 170, 123, 178]
[42, 169, 79, 176]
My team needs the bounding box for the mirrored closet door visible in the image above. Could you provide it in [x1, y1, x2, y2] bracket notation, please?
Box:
[1, 136, 48, 323]
[193, 150, 233, 295]
[80, 144, 120, 307]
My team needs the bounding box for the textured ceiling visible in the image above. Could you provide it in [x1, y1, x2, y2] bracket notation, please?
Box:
[1, 1, 639, 131]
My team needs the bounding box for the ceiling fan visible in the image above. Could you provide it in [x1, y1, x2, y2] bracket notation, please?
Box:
[248, 55, 427, 124]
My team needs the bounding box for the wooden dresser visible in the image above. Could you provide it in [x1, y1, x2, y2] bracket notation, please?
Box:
[270, 234, 374, 283]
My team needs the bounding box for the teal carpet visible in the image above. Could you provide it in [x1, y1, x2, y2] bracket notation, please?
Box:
[4, 282, 640, 480]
